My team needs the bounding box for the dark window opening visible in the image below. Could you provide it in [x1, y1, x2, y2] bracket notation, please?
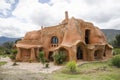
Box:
[48, 51, 54, 61]
[39, 48, 43, 52]
[85, 30, 90, 44]
[51, 36, 58, 44]
[77, 46, 83, 59]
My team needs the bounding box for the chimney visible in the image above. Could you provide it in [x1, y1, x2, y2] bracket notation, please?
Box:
[65, 11, 69, 22]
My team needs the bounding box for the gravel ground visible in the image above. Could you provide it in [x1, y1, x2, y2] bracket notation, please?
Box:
[0, 57, 62, 80]
[0, 68, 54, 80]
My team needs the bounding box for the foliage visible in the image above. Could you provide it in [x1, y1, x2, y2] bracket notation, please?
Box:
[2, 41, 14, 50]
[9, 49, 17, 60]
[0, 41, 15, 56]
[111, 34, 120, 48]
[111, 55, 120, 68]
[39, 51, 46, 66]
[53, 51, 66, 65]
[66, 61, 77, 73]
[113, 48, 120, 55]
[45, 63, 49, 68]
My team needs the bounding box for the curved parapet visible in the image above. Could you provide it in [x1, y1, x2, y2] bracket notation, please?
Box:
[24, 30, 41, 40]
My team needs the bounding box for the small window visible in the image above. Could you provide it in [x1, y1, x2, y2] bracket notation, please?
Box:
[51, 36, 58, 44]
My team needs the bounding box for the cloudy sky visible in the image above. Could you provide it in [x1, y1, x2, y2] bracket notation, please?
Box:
[0, 0, 120, 38]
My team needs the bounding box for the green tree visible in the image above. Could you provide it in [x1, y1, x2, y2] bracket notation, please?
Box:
[2, 41, 14, 49]
[2, 41, 14, 54]
[111, 55, 120, 68]
[9, 49, 17, 60]
[111, 34, 120, 48]
[39, 51, 46, 67]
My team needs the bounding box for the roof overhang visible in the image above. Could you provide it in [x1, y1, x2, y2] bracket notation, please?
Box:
[16, 43, 43, 49]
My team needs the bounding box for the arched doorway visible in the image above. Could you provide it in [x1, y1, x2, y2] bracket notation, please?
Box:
[59, 48, 68, 61]
[77, 46, 83, 59]
[48, 51, 54, 61]
[94, 50, 100, 60]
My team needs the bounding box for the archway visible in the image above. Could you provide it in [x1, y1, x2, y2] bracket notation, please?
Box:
[48, 51, 54, 61]
[94, 50, 100, 60]
[77, 46, 83, 59]
[59, 48, 68, 61]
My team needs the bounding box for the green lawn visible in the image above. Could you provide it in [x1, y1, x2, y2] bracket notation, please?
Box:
[51, 61, 120, 80]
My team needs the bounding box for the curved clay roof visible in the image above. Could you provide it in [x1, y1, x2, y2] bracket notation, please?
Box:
[16, 14, 108, 48]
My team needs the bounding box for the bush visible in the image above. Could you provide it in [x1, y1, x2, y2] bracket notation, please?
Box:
[39, 51, 46, 66]
[111, 55, 120, 68]
[66, 61, 77, 73]
[45, 63, 49, 68]
[9, 49, 17, 60]
[113, 48, 120, 55]
[53, 51, 66, 65]
[10, 54, 16, 60]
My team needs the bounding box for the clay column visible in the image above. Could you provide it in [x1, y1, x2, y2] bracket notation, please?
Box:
[99, 49, 104, 59]
[30, 48, 36, 61]
[16, 47, 22, 61]
[88, 49, 94, 61]
[36, 47, 39, 57]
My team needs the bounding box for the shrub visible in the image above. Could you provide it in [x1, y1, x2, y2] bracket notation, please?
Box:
[39, 51, 46, 66]
[10, 54, 16, 60]
[111, 55, 120, 68]
[45, 63, 49, 68]
[113, 48, 120, 55]
[53, 51, 66, 65]
[9, 49, 17, 60]
[66, 61, 77, 73]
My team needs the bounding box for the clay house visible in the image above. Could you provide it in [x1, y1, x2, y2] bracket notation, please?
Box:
[16, 11, 113, 62]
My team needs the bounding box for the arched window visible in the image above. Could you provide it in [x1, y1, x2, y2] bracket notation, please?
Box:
[51, 36, 58, 44]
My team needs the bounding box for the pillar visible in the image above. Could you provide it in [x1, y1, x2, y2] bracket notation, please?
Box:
[88, 49, 95, 61]
[30, 48, 36, 61]
[16, 47, 22, 61]
[36, 48, 39, 57]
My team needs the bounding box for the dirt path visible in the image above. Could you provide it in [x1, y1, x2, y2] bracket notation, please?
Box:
[0, 57, 62, 80]
[0, 57, 63, 73]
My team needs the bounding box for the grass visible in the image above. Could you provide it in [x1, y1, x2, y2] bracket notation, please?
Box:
[0, 61, 7, 66]
[51, 61, 120, 80]
[0, 54, 10, 58]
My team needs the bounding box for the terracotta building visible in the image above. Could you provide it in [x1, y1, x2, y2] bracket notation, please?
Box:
[16, 11, 113, 62]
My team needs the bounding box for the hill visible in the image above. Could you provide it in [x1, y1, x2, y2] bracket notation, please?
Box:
[101, 29, 120, 42]
[0, 36, 19, 45]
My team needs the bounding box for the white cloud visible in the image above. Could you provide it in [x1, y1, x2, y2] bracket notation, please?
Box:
[0, 17, 38, 38]
[0, 0, 120, 38]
